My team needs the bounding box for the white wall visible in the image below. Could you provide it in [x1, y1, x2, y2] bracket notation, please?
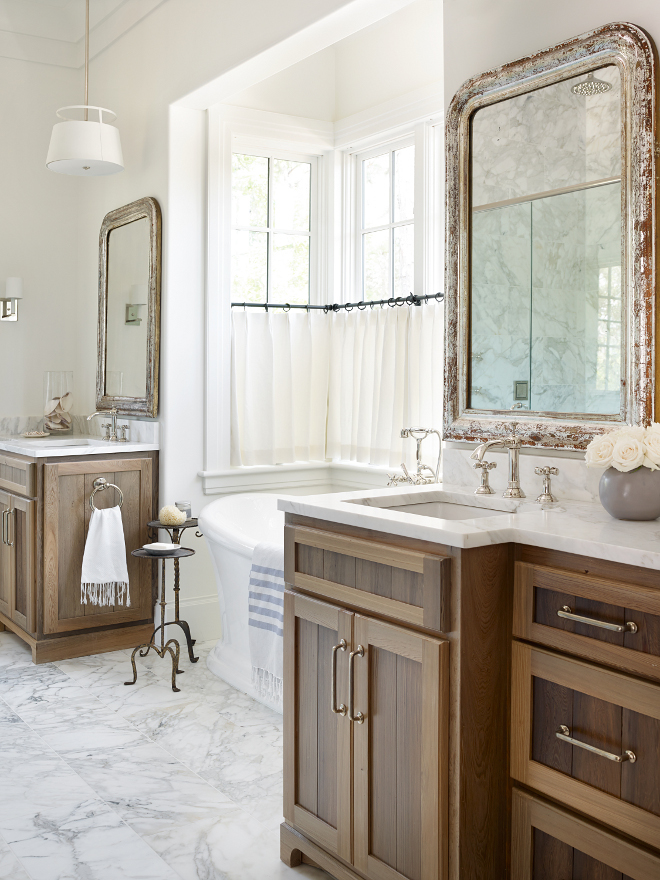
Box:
[0, 57, 82, 419]
[224, 0, 443, 122]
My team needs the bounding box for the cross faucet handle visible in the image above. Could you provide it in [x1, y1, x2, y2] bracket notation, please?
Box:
[535, 466, 559, 503]
[473, 459, 496, 495]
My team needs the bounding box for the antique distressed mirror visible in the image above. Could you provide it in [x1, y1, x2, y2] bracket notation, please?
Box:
[444, 23, 656, 448]
[97, 197, 161, 417]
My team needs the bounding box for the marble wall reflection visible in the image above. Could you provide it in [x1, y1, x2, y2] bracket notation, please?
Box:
[470, 64, 622, 415]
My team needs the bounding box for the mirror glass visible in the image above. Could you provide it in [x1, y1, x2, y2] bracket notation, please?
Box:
[469, 64, 622, 415]
[105, 217, 150, 399]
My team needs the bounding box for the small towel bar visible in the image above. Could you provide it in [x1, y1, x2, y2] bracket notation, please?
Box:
[89, 477, 124, 511]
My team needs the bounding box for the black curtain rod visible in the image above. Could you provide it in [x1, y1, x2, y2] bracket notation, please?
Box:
[231, 292, 444, 312]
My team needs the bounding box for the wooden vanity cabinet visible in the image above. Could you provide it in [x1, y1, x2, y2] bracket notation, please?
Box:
[0, 449, 157, 662]
[282, 516, 511, 880]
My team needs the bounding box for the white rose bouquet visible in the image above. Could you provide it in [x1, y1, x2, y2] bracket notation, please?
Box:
[585, 425, 660, 473]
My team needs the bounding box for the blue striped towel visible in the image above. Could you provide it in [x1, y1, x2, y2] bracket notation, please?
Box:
[248, 541, 285, 705]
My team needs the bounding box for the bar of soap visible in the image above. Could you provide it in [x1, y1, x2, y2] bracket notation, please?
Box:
[159, 505, 187, 526]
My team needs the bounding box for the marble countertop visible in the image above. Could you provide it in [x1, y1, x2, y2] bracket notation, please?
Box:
[0, 435, 159, 458]
[278, 483, 660, 571]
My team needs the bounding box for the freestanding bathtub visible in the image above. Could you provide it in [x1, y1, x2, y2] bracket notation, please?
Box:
[198, 493, 284, 711]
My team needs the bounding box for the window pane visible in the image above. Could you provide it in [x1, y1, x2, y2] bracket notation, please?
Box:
[272, 159, 310, 231]
[271, 233, 309, 304]
[232, 154, 268, 228]
[393, 224, 414, 297]
[363, 229, 390, 301]
[231, 230, 267, 302]
[363, 153, 390, 229]
[393, 145, 415, 222]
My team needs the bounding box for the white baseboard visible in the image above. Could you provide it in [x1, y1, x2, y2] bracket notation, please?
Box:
[154, 594, 222, 642]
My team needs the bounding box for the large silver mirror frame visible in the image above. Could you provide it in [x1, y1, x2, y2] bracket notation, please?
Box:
[97, 197, 161, 418]
[444, 22, 656, 449]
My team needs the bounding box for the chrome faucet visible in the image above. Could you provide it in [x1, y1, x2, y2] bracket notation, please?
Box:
[470, 425, 525, 498]
[387, 427, 441, 487]
[87, 407, 127, 442]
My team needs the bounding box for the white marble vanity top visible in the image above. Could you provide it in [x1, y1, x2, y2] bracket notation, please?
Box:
[0, 435, 158, 458]
[278, 483, 660, 571]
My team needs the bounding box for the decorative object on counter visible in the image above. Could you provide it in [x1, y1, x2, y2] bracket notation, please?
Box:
[586, 425, 660, 520]
[21, 430, 50, 438]
[387, 427, 441, 486]
[80, 485, 130, 606]
[159, 504, 187, 526]
[46, 0, 123, 176]
[126, 546, 194, 691]
[43, 371, 73, 433]
[175, 501, 192, 520]
[0, 277, 22, 322]
[534, 466, 559, 504]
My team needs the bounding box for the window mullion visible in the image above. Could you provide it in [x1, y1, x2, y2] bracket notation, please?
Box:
[267, 156, 273, 304]
[390, 150, 395, 298]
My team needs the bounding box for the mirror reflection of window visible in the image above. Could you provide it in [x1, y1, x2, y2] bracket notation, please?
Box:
[105, 218, 150, 399]
[469, 65, 622, 416]
[231, 153, 312, 306]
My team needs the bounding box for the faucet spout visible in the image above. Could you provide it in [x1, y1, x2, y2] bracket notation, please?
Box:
[470, 438, 505, 462]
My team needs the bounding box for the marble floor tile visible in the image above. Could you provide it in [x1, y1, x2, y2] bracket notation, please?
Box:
[0, 836, 30, 880]
[0, 633, 32, 670]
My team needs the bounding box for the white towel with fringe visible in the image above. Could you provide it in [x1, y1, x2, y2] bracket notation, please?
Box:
[80, 506, 130, 607]
[248, 542, 284, 705]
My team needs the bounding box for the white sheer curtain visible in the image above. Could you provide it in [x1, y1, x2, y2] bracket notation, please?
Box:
[230, 302, 443, 467]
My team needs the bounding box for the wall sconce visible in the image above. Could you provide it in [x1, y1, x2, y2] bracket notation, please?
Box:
[125, 303, 146, 325]
[0, 277, 23, 322]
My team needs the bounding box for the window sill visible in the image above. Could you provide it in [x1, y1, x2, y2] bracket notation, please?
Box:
[198, 460, 393, 495]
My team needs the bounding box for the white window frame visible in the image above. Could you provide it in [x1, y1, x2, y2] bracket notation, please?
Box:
[201, 92, 444, 494]
[353, 134, 416, 302]
[230, 144, 320, 307]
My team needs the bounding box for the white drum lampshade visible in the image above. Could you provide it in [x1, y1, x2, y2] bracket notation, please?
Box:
[46, 106, 123, 176]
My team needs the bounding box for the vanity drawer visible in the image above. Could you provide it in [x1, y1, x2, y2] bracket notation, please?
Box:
[512, 788, 660, 880]
[513, 562, 660, 682]
[511, 641, 660, 850]
[284, 525, 451, 633]
[0, 454, 35, 497]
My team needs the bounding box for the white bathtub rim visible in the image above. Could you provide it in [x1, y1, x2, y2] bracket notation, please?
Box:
[198, 493, 284, 558]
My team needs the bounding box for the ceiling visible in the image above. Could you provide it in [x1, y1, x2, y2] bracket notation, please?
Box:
[0, 0, 168, 67]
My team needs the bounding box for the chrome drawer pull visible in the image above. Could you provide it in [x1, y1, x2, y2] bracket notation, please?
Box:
[556, 725, 636, 763]
[1, 509, 6, 545]
[6, 508, 13, 547]
[348, 645, 365, 724]
[331, 639, 347, 716]
[557, 605, 637, 634]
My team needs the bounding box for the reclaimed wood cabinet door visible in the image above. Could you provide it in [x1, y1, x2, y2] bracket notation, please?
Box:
[43, 458, 153, 634]
[0, 489, 11, 619]
[11, 495, 36, 633]
[353, 613, 449, 880]
[284, 591, 353, 863]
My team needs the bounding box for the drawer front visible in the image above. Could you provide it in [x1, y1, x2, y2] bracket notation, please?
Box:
[513, 562, 660, 682]
[0, 454, 35, 497]
[511, 641, 660, 850]
[285, 525, 451, 633]
[512, 788, 660, 880]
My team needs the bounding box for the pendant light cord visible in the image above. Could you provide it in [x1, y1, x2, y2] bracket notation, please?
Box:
[84, 0, 89, 121]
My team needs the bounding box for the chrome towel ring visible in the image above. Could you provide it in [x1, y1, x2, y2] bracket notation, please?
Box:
[89, 477, 124, 511]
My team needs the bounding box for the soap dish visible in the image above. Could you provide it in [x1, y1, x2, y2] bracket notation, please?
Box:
[142, 542, 174, 556]
[22, 430, 50, 438]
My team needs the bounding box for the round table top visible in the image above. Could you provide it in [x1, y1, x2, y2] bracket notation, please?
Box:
[132, 547, 195, 560]
[148, 518, 199, 530]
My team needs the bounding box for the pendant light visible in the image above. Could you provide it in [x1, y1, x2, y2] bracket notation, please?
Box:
[46, 0, 123, 176]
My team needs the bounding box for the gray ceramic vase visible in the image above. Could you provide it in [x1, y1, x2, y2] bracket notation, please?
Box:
[599, 466, 660, 520]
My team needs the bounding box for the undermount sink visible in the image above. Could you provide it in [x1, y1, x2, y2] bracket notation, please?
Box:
[347, 490, 520, 521]
[11, 438, 105, 448]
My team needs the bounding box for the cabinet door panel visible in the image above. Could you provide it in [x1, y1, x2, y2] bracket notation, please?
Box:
[353, 614, 448, 880]
[0, 490, 12, 619]
[12, 496, 35, 633]
[44, 458, 153, 634]
[284, 591, 352, 863]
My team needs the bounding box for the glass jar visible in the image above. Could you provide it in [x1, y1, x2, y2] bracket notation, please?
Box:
[43, 371, 73, 433]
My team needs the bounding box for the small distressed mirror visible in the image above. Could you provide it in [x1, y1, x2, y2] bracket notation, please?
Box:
[96, 197, 161, 417]
[444, 23, 656, 448]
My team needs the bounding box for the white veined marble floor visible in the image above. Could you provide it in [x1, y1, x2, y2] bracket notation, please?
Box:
[0, 631, 327, 880]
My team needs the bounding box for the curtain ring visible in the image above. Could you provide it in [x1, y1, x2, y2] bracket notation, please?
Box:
[434, 291, 444, 303]
[370, 301, 375, 309]
[357, 300, 366, 311]
[283, 303, 291, 312]
[387, 297, 396, 308]
[323, 305, 330, 313]
[345, 302, 353, 312]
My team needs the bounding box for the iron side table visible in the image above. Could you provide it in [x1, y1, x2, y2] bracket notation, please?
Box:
[147, 518, 202, 664]
[125, 547, 195, 692]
